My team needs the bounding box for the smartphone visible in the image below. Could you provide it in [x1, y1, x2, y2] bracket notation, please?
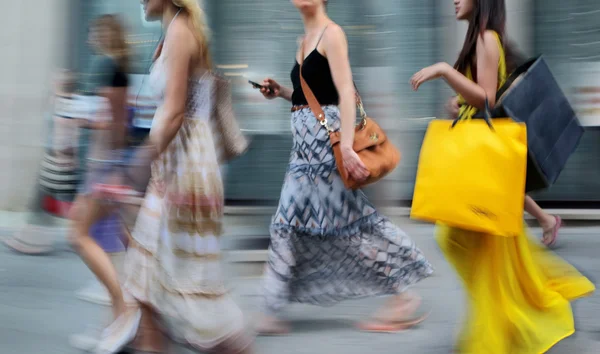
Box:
[248, 80, 273, 94]
[248, 80, 264, 89]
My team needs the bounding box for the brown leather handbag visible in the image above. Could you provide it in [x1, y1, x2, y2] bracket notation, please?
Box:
[299, 60, 401, 190]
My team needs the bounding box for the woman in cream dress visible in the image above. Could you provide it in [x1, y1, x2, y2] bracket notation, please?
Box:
[94, 1, 253, 353]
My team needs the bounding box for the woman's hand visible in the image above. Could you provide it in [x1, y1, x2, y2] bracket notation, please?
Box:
[260, 78, 281, 100]
[341, 145, 369, 182]
[445, 96, 460, 119]
[410, 62, 451, 91]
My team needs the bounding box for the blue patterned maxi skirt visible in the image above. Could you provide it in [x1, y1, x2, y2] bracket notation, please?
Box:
[263, 106, 434, 314]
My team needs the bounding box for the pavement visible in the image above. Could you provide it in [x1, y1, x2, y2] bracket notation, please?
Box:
[2, 213, 600, 353]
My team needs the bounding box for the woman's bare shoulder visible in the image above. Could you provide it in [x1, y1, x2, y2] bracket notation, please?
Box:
[164, 17, 196, 54]
[323, 22, 346, 42]
[476, 30, 500, 59]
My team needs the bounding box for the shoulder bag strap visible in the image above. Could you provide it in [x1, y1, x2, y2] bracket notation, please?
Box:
[298, 40, 331, 132]
[299, 35, 366, 131]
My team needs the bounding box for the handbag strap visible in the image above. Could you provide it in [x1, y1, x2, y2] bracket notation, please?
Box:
[298, 41, 333, 133]
[298, 35, 367, 134]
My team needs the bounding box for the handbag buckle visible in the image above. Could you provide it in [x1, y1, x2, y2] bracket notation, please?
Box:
[320, 118, 334, 133]
[357, 117, 367, 131]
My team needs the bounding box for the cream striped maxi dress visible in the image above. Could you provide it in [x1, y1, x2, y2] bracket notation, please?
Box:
[123, 51, 251, 351]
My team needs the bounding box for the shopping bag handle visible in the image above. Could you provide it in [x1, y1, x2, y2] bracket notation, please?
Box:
[451, 97, 495, 131]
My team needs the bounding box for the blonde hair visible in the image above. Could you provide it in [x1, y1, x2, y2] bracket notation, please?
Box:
[93, 14, 130, 71]
[172, 0, 212, 68]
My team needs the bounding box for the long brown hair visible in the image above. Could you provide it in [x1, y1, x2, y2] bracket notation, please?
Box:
[93, 14, 130, 71]
[454, 0, 522, 79]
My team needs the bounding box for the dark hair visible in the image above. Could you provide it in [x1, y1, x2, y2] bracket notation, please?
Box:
[454, 0, 522, 79]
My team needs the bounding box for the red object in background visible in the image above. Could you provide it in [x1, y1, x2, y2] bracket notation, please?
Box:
[42, 195, 73, 218]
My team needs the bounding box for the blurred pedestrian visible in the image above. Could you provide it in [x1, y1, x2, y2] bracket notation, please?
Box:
[2, 70, 77, 254]
[2, 70, 131, 259]
[255, 0, 433, 334]
[95, 1, 254, 353]
[67, 15, 141, 354]
[70, 16, 138, 308]
[411, 0, 594, 352]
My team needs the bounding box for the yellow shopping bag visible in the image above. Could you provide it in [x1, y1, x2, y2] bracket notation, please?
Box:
[411, 114, 528, 237]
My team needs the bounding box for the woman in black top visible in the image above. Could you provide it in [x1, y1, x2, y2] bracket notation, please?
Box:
[68, 14, 133, 327]
[256, 0, 433, 334]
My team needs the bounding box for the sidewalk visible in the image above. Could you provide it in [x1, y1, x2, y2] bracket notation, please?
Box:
[3, 207, 600, 235]
[1, 221, 600, 353]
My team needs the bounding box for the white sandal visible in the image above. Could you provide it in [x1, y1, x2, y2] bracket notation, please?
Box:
[95, 308, 142, 354]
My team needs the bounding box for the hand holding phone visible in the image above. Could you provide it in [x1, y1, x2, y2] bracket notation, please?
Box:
[251, 78, 281, 100]
[249, 80, 274, 95]
[248, 80, 265, 90]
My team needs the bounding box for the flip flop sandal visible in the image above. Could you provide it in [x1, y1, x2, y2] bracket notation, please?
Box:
[356, 310, 431, 333]
[542, 215, 562, 248]
[2, 237, 54, 255]
[255, 319, 290, 336]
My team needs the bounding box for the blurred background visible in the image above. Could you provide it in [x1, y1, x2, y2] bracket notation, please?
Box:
[2, 0, 600, 211]
[1, 1, 600, 354]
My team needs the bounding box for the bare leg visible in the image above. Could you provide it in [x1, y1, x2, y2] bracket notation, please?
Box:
[524, 195, 561, 246]
[524, 195, 555, 229]
[70, 195, 125, 318]
[130, 305, 166, 353]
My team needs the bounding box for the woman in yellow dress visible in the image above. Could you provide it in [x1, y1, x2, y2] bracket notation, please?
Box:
[410, 0, 595, 352]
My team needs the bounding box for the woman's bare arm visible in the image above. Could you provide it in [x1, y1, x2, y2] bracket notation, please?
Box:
[441, 31, 500, 109]
[322, 24, 356, 150]
[149, 19, 195, 154]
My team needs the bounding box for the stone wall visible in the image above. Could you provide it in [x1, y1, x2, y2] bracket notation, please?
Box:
[0, 0, 70, 210]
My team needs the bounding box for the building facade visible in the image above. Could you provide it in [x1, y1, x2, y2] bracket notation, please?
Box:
[2, 0, 599, 210]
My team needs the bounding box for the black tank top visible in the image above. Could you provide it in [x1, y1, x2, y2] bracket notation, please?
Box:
[290, 50, 339, 106]
[290, 25, 339, 107]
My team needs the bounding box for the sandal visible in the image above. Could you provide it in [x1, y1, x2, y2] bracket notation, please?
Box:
[2, 227, 54, 255]
[95, 308, 142, 354]
[356, 296, 430, 333]
[255, 316, 290, 336]
[542, 215, 562, 248]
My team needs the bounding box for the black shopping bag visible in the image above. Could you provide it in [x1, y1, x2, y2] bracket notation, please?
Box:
[479, 56, 584, 192]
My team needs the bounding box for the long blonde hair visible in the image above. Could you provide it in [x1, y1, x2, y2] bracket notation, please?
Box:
[94, 14, 130, 71]
[172, 0, 212, 68]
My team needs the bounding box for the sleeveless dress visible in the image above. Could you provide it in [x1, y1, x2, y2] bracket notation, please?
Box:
[437, 32, 595, 353]
[262, 49, 434, 314]
[123, 50, 250, 351]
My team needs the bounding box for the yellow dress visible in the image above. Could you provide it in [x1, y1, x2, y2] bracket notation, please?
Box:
[439, 32, 595, 354]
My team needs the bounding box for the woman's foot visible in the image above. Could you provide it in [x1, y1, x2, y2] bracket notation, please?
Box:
[2, 226, 54, 255]
[357, 294, 430, 333]
[541, 215, 562, 247]
[2, 237, 53, 255]
[255, 315, 290, 336]
[69, 323, 102, 351]
[95, 308, 142, 354]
